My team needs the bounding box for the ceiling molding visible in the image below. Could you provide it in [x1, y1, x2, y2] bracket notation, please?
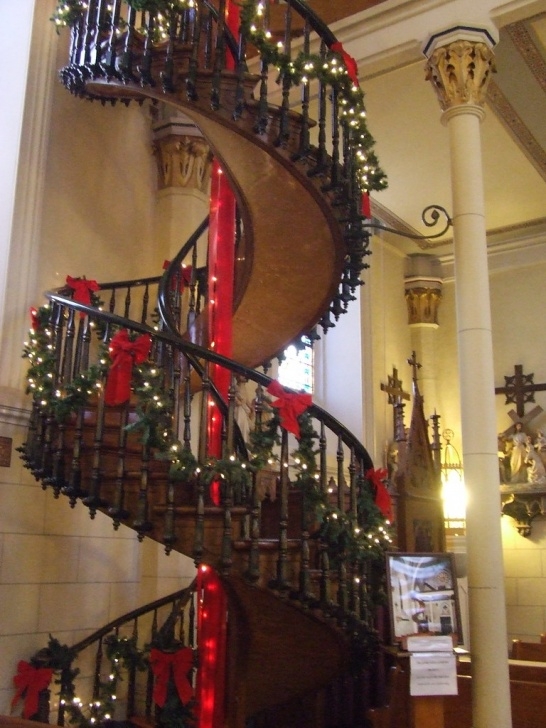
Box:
[505, 16, 546, 92]
[486, 79, 546, 181]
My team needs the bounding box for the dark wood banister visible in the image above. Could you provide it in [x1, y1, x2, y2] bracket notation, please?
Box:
[69, 578, 196, 656]
[43, 286, 373, 470]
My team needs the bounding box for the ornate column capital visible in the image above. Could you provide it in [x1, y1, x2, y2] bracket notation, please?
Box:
[423, 26, 497, 112]
[404, 254, 443, 327]
[152, 108, 212, 192]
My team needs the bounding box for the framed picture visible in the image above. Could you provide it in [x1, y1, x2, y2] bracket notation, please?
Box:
[386, 552, 462, 646]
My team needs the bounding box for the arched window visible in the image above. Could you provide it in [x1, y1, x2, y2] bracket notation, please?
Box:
[278, 336, 314, 394]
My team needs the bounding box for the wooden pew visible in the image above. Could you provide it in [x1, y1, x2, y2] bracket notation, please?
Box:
[511, 639, 546, 661]
[444, 673, 546, 728]
[368, 656, 546, 728]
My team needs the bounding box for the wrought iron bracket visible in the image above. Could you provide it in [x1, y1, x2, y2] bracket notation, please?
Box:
[361, 204, 453, 241]
[500, 488, 546, 537]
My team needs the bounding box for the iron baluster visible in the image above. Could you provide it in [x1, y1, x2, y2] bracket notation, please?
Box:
[270, 429, 290, 593]
[108, 402, 130, 527]
[61, 308, 76, 384]
[83, 388, 107, 514]
[139, 11, 156, 87]
[211, 0, 227, 110]
[133, 439, 153, 540]
[123, 284, 132, 319]
[102, 0, 123, 78]
[329, 84, 341, 189]
[141, 282, 150, 325]
[246, 471, 261, 583]
[119, 5, 137, 82]
[295, 17, 311, 159]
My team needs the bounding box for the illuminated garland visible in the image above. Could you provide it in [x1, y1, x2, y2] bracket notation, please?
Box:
[22, 634, 195, 728]
[51, 0, 387, 192]
[291, 412, 393, 564]
[23, 305, 107, 422]
[239, 1, 387, 193]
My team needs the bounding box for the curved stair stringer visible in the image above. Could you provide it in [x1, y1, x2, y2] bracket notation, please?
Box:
[222, 573, 349, 723]
[84, 78, 347, 368]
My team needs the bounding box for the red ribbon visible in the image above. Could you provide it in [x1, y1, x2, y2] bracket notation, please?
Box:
[361, 192, 371, 219]
[104, 329, 152, 406]
[30, 307, 40, 331]
[266, 381, 312, 439]
[330, 42, 359, 86]
[366, 468, 393, 521]
[150, 647, 194, 708]
[163, 261, 193, 292]
[11, 661, 53, 719]
[65, 276, 100, 317]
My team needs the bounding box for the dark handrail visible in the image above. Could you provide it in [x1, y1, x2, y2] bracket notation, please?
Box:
[43, 287, 373, 469]
[70, 578, 196, 655]
[158, 214, 210, 336]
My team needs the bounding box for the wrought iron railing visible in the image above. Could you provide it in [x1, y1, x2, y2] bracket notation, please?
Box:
[21, 275, 390, 617]
[52, 0, 387, 339]
[26, 581, 197, 726]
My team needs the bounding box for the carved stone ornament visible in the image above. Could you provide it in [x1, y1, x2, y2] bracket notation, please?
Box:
[405, 287, 442, 326]
[425, 40, 496, 111]
[153, 134, 213, 192]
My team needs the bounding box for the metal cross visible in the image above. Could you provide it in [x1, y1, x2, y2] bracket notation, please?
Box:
[381, 366, 410, 405]
[407, 350, 422, 392]
[495, 364, 546, 419]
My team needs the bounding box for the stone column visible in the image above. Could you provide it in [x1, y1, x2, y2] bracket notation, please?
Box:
[151, 108, 212, 261]
[404, 253, 443, 409]
[424, 27, 512, 728]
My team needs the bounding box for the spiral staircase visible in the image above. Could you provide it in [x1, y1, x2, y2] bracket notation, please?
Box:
[20, 2, 392, 726]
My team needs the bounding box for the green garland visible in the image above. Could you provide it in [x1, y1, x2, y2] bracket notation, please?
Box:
[23, 305, 108, 422]
[30, 634, 195, 728]
[239, 1, 387, 193]
[51, 0, 387, 193]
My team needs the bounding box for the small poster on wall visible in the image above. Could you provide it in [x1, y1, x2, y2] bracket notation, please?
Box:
[386, 552, 462, 646]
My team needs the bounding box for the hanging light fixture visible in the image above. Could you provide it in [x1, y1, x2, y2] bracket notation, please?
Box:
[441, 429, 466, 534]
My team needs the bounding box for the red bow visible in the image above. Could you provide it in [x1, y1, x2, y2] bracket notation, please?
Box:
[65, 276, 100, 317]
[330, 42, 359, 86]
[30, 307, 40, 331]
[104, 329, 152, 406]
[162, 261, 193, 292]
[150, 647, 194, 708]
[11, 661, 53, 719]
[266, 381, 312, 439]
[366, 468, 393, 521]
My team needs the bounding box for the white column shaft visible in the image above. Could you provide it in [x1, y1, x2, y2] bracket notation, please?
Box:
[446, 105, 512, 728]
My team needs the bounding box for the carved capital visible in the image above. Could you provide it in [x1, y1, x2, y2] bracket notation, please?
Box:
[153, 134, 213, 192]
[405, 283, 442, 326]
[425, 40, 496, 111]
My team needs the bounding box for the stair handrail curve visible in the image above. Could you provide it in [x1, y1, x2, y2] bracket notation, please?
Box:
[25, 580, 198, 726]
[41, 287, 376, 467]
[51, 0, 387, 344]
[21, 287, 393, 717]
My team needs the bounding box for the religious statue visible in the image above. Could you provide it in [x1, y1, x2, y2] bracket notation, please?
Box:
[498, 422, 546, 486]
[234, 375, 254, 444]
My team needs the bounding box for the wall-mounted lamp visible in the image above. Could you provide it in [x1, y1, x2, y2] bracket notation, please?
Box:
[441, 429, 466, 534]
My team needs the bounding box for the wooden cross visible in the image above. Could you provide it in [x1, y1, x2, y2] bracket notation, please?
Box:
[500, 405, 543, 437]
[495, 364, 546, 419]
[381, 366, 410, 405]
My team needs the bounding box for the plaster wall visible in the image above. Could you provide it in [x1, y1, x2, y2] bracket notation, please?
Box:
[0, 5, 194, 714]
[436, 258, 546, 647]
